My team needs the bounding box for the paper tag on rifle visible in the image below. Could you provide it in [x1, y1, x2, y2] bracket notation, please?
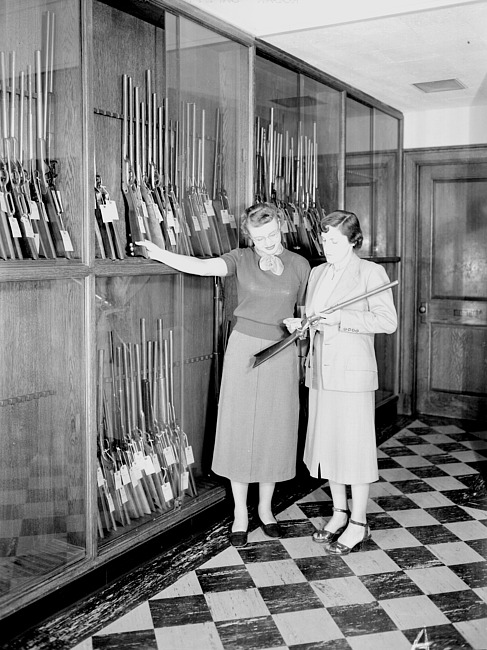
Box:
[0, 192, 7, 213]
[228, 214, 237, 228]
[121, 464, 131, 485]
[281, 220, 289, 234]
[29, 201, 40, 220]
[166, 206, 175, 228]
[137, 214, 146, 234]
[8, 217, 22, 238]
[61, 230, 74, 252]
[152, 453, 162, 474]
[21, 216, 35, 239]
[168, 228, 177, 246]
[181, 471, 189, 491]
[163, 445, 177, 466]
[119, 484, 129, 504]
[99, 203, 113, 223]
[174, 217, 181, 234]
[162, 481, 173, 502]
[200, 213, 210, 229]
[220, 209, 229, 224]
[153, 204, 163, 223]
[134, 450, 145, 469]
[106, 492, 115, 513]
[97, 466, 106, 487]
[192, 215, 201, 232]
[185, 445, 195, 465]
[144, 454, 156, 475]
[141, 201, 149, 220]
[204, 199, 215, 217]
[107, 199, 119, 221]
[293, 211, 300, 225]
[114, 470, 122, 490]
[33, 233, 40, 253]
[129, 466, 140, 487]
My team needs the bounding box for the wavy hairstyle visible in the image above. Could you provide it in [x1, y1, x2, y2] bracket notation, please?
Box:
[320, 210, 363, 250]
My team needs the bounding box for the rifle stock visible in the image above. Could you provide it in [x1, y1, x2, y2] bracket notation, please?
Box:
[253, 280, 399, 368]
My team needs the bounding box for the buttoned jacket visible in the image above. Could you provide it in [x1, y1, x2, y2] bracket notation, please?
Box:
[304, 253, 397, 392]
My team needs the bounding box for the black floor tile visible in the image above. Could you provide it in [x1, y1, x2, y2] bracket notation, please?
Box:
[425, 505, 475, 524]
[258, 582, 324, 614]
[390, 479, 436, 494]
[215, 615, 285, 650]
[377, 457, 402, 469]
[449, 561, 487, 588]
[428, 590, 487, 623]
[359, 571, 424, 600]
[149, 594, 212, 627]
[237, 540, 291, 564]
[403, 623, 473, 649]
[367, 512, 404, 530]
[408, 465, 450, 479]
[407, 524, 460, 545]
[289, 641, 351, 650]
[327, 602, 397, 637]
[298, 502, 334, 518]
[92, 630, 158, 649]
[372, 495, 420, 511]
[385, 546, 443, 570]
[278, 519, 317, 538]
[295, 556, 354, 581]
[195, 565, 256, 593]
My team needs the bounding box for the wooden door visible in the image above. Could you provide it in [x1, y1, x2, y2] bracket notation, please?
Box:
[416, 160, 487, 418]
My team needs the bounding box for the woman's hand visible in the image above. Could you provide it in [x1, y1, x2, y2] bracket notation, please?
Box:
[135, 239, 163, 259]
[317, 309, 341, 326]
[283, 317, 303, 333]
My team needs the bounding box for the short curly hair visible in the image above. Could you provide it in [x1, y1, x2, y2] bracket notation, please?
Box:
[240, 202, 281, 237]
[320, 210, 363, 250]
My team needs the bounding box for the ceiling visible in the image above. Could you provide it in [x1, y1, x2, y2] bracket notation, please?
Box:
[182, 0, 487, 114]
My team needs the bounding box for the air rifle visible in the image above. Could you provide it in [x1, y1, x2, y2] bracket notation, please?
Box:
[253, 280, 399, 368]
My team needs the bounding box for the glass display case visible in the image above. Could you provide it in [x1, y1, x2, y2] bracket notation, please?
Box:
[0, 278, 87, 600]
[0, 0, 84, 261]
[254, 55, 342, 258]
[345, 97, 400, 258]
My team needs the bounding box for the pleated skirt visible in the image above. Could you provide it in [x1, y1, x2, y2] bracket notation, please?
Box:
[211, 329, 299, 483]
[304, 388, 379, 484]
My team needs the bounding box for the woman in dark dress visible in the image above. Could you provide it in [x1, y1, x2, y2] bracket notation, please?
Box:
[138, 203, 310, 547]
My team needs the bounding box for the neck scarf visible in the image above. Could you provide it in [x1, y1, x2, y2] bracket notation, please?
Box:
[256, 244, 284, 276]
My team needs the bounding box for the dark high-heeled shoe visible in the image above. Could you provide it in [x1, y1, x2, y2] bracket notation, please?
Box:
[326, 519, 371, 555]
[312, 506, 350, 544]
[229, 529, 248, 547]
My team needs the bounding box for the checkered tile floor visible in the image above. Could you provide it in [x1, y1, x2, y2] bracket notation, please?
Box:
[67, 419, 487, 650]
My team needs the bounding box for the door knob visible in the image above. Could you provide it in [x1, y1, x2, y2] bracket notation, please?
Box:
[418, 303, 427, 314]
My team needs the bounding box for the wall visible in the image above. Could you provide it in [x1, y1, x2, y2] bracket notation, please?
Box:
[404, 105, 487, 149]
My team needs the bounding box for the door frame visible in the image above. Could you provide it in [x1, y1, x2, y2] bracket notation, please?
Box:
[401, 145, 487, 415]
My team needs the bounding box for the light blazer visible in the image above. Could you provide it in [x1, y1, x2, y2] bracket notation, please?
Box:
[305, 253, 397, 392]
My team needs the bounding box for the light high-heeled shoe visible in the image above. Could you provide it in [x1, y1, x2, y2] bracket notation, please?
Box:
[326, 519, 371, 555]
[312, 506, 350, 544]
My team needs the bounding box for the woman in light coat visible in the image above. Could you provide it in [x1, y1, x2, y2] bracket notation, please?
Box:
[285, 210, 397, 554]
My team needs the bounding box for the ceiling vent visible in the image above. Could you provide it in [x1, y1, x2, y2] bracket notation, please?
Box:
[413, 78, 466, 93]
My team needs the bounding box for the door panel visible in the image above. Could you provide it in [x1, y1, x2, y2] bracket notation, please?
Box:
[417, 162, 487, 418]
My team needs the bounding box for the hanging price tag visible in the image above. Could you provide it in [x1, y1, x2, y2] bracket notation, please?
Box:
[168, 229, 177, 246]
[153, 204, 163, 223]
[99, 203, 113, 223]
[162, 481, 174, 502]
[204, 199, 215, 216]
[228, 214, 237, 228]
[106, 492, 115, 513]
[141, 202, 149, 220]
[293, 211, 300, 225]
[21, 216, 35, 238]
[181, 471, 189, 491]
[192, 215, 201, 231]
[130, 465, 142, 486]
[121, 464, 131, 485]
[114, 470, 122, 490]
[174, 217, 181, 233]
[281, 220, 289, 234]
[61, 230, 74, 252]
[107, 199, 119, 221]
[152, 453, 162, 473]
[185, 445, 195, 465]
[8, 217, 22, 238]
[200, 213, 210, 229]
[29, 201, 40, 220]
[0, 192, 8, 213]
[97, 466, 106, 487]
[33, 233, 40, 252]
[144, 454, 156, 475]
[220, 209, 229, 224]
[119, 485, 128, 504]
[163, 445, 177, 466]
[166, 207, 175, 228]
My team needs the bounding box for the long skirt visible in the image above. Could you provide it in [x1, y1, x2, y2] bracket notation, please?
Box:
[304, 388, 378, 484]
[211, 329, 299, 483]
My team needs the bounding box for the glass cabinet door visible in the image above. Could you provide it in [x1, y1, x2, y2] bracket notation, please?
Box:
[166, 13, 250, 256]
[0, 0, 84, 261]
[0, 279, 87, 604]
